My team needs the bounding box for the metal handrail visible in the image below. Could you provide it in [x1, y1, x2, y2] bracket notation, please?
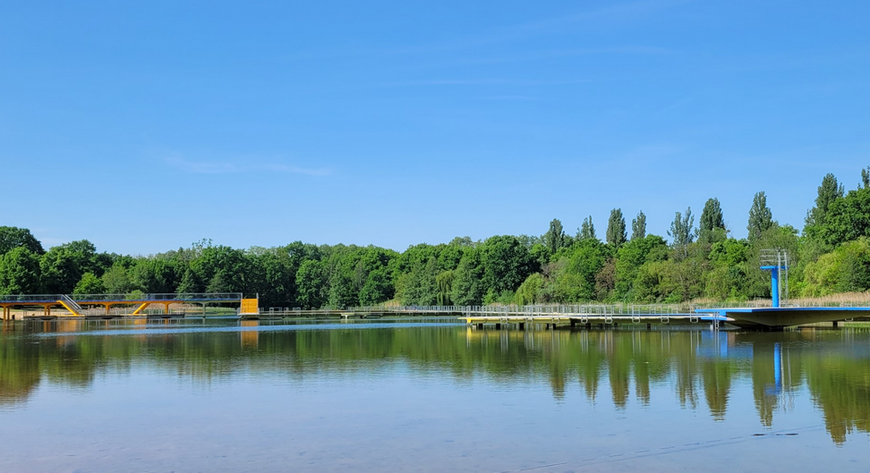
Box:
[0, 293, 243, 303]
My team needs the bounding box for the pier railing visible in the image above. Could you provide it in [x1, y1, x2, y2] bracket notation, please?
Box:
[0, 293, 243, 304]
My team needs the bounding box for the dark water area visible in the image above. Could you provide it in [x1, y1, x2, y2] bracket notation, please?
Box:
[1, 319, 868, 472]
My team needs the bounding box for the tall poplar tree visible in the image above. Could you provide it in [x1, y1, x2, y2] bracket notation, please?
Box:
[805, 173, 844, 228]
[543, 218, 565, 254]
[631, 211, 646, 240]
[578, 216, 596, 240]
[668, 207, 696, 257]
[606, 208, 627, 247]
[747, 191, 774, 241]
[699, 198, 725, 241]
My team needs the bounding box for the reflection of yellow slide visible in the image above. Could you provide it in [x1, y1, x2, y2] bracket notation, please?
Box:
[240, 298, 259, 315]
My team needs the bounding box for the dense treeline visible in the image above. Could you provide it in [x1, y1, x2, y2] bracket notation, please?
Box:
[2, 169, 870, 308]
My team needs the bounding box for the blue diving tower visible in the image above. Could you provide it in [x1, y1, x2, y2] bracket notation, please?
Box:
[760, 249, 788, 308]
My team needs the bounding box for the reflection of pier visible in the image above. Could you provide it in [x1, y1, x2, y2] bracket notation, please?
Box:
[0, 293, 257, 320]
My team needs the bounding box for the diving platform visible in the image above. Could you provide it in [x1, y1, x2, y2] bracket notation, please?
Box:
[693, 250, 870, 329]
[0, 293, 259, 320]
[695, 306, 870, 329]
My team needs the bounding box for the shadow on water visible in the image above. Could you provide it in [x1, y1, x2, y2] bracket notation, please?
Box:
[1, 319, 869, 444]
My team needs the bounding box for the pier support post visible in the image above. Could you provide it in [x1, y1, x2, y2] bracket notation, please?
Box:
[495, 323, 501, 330]
[833, 321, 839, 328]
[518, 322, 524, 330]
[646, 323, 651, 330]
[477, 323, 483, 329]
[570, 319, 576, 328]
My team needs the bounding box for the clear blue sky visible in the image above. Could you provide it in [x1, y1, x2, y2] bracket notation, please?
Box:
[1, 1, 868, 255]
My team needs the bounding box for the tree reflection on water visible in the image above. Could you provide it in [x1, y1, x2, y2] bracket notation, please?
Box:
[1, 320, 868, 444]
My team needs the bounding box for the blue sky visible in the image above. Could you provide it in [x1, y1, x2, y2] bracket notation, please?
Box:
[1, 0, 868, 255]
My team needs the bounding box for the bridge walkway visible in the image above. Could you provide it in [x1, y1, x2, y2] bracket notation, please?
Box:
[0, 293, 256, 319]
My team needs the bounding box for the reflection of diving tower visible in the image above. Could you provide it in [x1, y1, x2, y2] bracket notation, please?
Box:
[760, 249, 789, 308]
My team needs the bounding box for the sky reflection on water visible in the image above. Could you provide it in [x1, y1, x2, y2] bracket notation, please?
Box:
[1, 319, 868, 472]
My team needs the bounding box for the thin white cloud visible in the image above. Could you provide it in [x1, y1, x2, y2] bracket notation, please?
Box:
[512, 0, 693, 34]
[381, 0, 693, 55]
[458, 45, 677, 66]
[166, 156, 236, 174]
[165, 156, 331, 176]
[380, 78, 593, 87]
[477, 95, 542, 101]
[263, 164, 332, 177]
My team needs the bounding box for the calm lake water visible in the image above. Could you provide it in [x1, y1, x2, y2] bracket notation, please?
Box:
[1, 319, 868, 472]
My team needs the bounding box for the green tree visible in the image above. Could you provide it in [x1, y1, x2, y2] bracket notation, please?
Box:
[175, 267, 203, 295]
[668, 207, 696, 257]
[803, 238, 870, 296]
[451, 248, 485, 306]
[295, 260, 327, 309]
[631, 211, 646, 241]
[191, 245, 250, 294]
[805, 173, 844, 230]
[552, 238, 608, 301]
[480, 235, 535, 297]
[606, 208, 627, 247]
[748, 191, 774, 241]
[699, 198, 725, 241]
[543, 218, 566, 254]
[353, 246, 396, 303]
[328, 270, 357, 308]
[39, 248, 81, 294]
[359, 269, 392, 306]
[73, 272, 106, 295]
[398, 257, 439, 305]
[131, 258, 179, 294]
[529, 243, 552, 268]
[515, 272, 544, 305]
[435, 270, 454, 305]
[578, 216, 596, 240]
[614, 235, 668, 299]
[102, 264, 140, 294]
[206, 271, 231, 293]
[813, 187, 870, 247]
[0, 227, 44, 256]
[0, 247, 41, 294]
[704, 238, 751, 301]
